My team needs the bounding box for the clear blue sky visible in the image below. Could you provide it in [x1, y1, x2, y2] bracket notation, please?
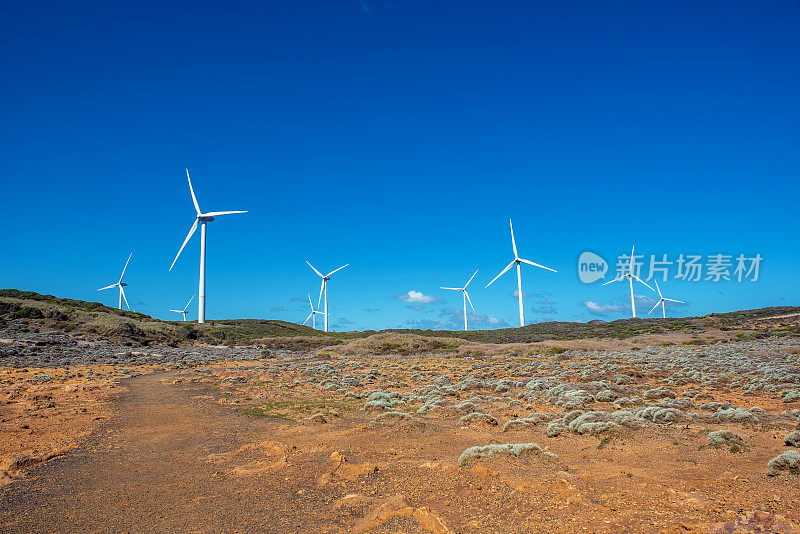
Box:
[2, 1, 799, 330]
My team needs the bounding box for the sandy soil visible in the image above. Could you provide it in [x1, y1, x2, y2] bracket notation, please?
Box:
[2, 343, 799, 533]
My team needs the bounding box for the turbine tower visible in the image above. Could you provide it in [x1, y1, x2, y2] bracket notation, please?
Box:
[98, 253, 132, 310]
[170, 295, 195, 321]
[441, 269, 478, 331]
[302, 292, 326, 330]
[169, 169, 247, 324]
[647, 280, 685, 318]
[602, 245, 654, 318]
[486, 219, 556, 327]
[306, 261, 348, 332]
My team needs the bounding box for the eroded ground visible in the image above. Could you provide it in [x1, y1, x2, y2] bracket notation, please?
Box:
[1, 332, 800, 533]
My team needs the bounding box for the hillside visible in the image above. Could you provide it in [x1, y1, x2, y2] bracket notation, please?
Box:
[1, 289, 798, 348]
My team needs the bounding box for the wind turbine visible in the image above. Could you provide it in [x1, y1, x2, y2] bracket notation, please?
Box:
[170, 295, 195, 321]
[441, 269, 478, 331]
[169, 169, 247, 324]
[602, 245, 654, 318]
[98, 253, 132, 310]
[306, 261, 348, 332]
[486, 219, 557, 327]
[302, 292, 326, 330]
[647, 280, 685, 319]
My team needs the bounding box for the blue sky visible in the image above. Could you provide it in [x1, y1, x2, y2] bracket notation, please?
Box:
[2, 1, 799, 330]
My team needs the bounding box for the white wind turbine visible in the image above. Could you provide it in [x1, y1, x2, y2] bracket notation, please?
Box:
[486, 219, 557, 327]
[98, 253, 133, 310]
[169, 169, 247, 324]
[302, 292, 326, 330]
[170, 295, 195, 321]
[602, 245, 654, 318]
[441, 269, 478, 331]
[306, 261, 348, 332]
[647, 280, 685, 319]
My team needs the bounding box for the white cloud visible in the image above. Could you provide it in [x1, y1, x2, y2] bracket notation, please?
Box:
[396, 290, 442, 305]
[582, 301, 627, 315]
[402, 290, 438, 304]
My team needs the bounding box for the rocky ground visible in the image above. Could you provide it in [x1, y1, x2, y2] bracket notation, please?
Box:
[1, 322, 799, 533]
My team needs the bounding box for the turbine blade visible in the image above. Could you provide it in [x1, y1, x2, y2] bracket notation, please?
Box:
[440, 287, 461, 291]
[325, 264, 349, 277]
[601, 275, 626, 286]
[647, 300, 662, 315]
[308, 292, 314, 311]
[186, 169, 201, 215]
[629, 245, 635, 272]
[306, 261, 323, 278]
[518, 258, 557, 273]
[663, 298, 685, 304]
[184, 294, 195, 311]
[169, 310, 183, 313]
[655, 279, 663, 298]
[202, 210, 247, 217]
[464, 269, 479, 288]
[169, 219, 199, 271]
[317, 279, 324, 309]
[632, 274, 654, 292]
[509, 219, 518, 258]
[97, 283, 117, 291]
[303, 313, 313, 325]
[120, 286, 130, 310]
[118, 253, 132, 283]
[464, 290, 475, 312]
[485, 260, 515, 288]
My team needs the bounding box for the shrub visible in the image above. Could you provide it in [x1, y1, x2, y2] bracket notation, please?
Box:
[596, 390, 618, 402]
[707, 430, 744, 447]
[713, 407, 759, 424]
[459, 412, 499, 426]
[767, 450, 800, 476]
[784, 430, 800, 447]
[457, 442, 556, 466]
[502, 413, 555, 432]
[546, 420, 567, 437]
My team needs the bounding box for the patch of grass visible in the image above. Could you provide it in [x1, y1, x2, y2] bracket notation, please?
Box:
[241, 406, 293, 421]
[597, 436, 612, 450]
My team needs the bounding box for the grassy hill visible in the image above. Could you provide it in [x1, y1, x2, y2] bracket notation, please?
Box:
[1, 289, 797, 348]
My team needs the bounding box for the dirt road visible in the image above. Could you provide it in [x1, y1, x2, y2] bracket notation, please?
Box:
[0, 372, 328, 533]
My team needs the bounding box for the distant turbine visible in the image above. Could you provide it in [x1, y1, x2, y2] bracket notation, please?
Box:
[441, 269, 478, 331]
[486, 219, 557, 327]
[98, 253, 133, 310]
[170, 295, 195, 321]
[647, 280, 685, 319]
[602, 245, 654, 318]
[302, 292, 326, 330]
[306, 261, 348, 332]
[169, 169, 247, 324]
